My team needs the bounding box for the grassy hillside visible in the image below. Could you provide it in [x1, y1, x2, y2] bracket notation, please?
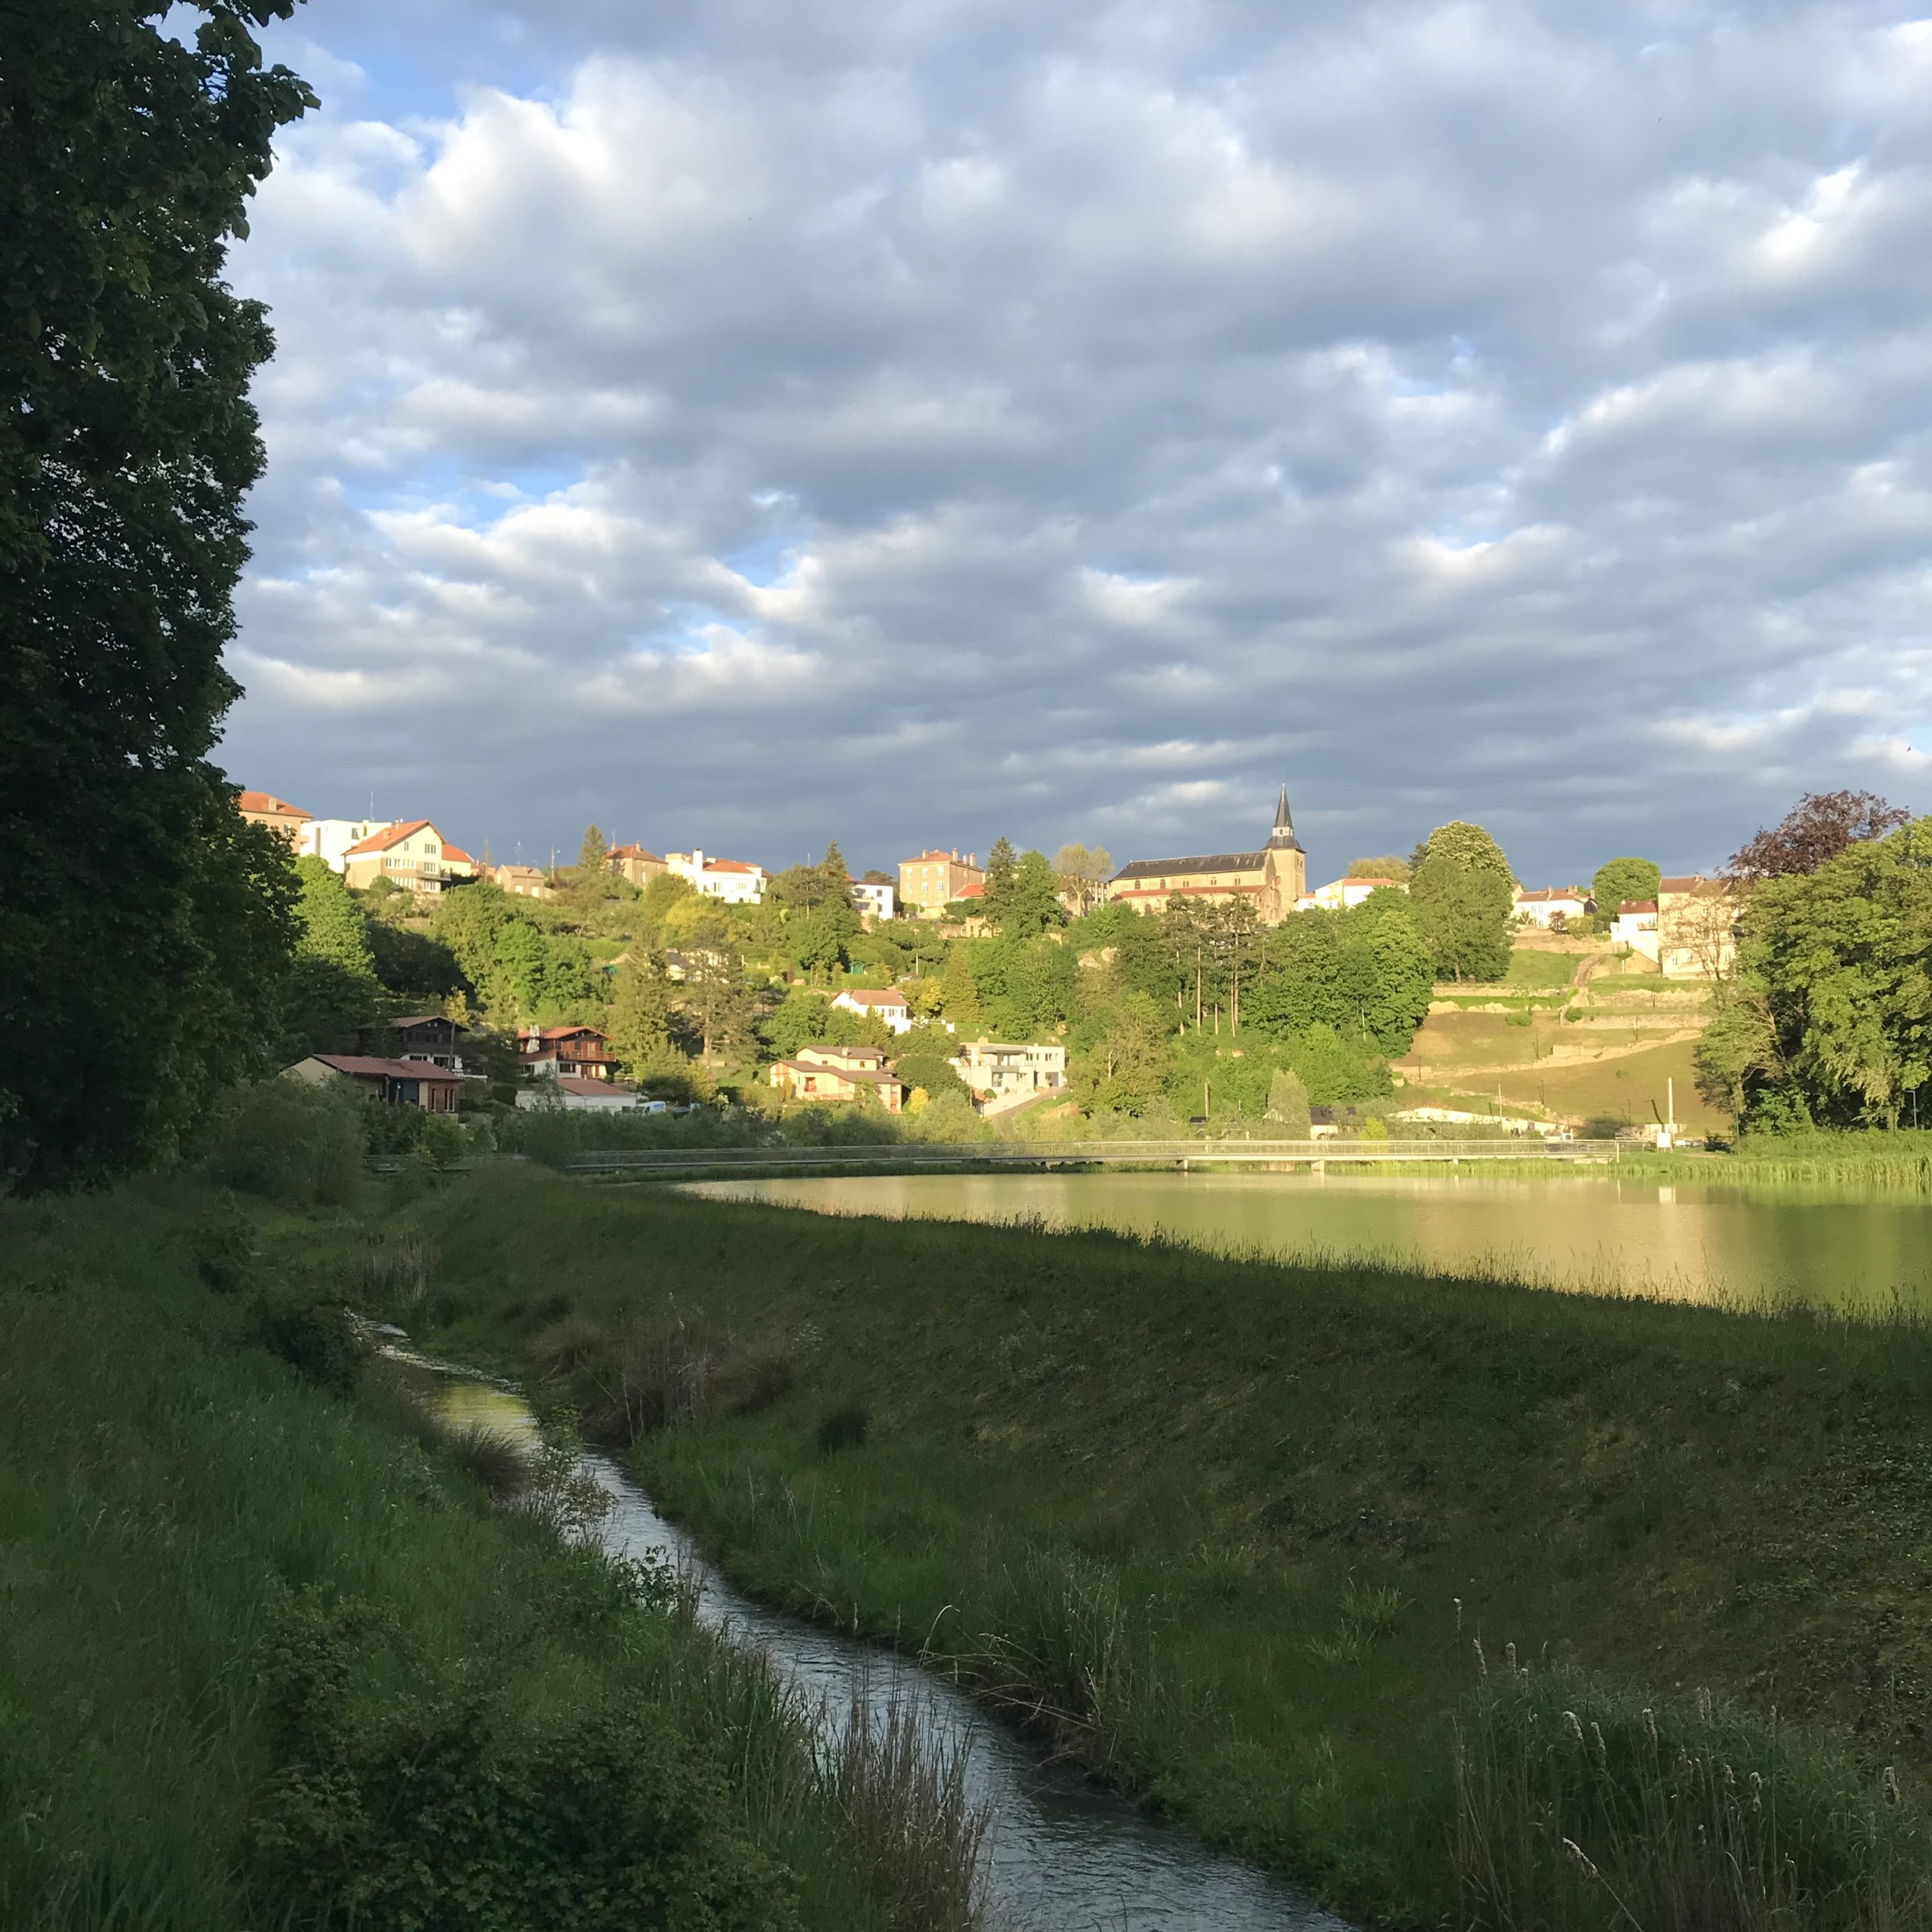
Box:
[420, 1169, 1932, 1929]
[0, 1181, 912, 1932]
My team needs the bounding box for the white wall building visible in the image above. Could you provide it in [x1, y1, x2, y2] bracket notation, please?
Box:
[1515, 887, 1592, 928]
[848, 877, 897, 921]
[301, 818, 398, 873]
[1309, 875, 1407, 911]
[949, 1040, 1068, 1116]
[666, 849, 767, 905]
[1611, 900, 1660, 961]
[832, 987, 913, 1033]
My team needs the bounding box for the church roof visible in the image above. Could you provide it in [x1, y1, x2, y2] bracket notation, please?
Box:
[1111, 851, 1268, 881]
[1267, 784, 1304, 854]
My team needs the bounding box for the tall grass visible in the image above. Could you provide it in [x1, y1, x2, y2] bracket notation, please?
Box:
[1454, 1666, 1931, 1930]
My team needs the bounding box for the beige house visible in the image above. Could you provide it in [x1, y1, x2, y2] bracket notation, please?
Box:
[898, 849, 983, 917]
[1611, 900, 1660, 961]
[1312, 875, 1407, 911]
[238, 790, 311, 846]
[342, 820, 474, 897]
[1107, 789, 1307, 924]
[1658, 875, 1738, 979]
[493, 863, 553, 900]
[608, 844, 667, 888]
[768, 1044, 905, 1112]
[285, 1053, 461, 1112]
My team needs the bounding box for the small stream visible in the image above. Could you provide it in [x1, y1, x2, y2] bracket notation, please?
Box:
[435, 1377, 1345, 1932]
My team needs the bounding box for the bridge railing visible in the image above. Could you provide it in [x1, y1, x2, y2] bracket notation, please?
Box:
[566, 1138, 1622, 1174]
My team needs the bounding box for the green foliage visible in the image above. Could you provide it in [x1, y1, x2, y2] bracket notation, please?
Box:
[256, 1592, 798, 1931]
[608, 958, 674, 1075]
[368, 921, 469, 1002]
[1245, 900, 1433, 1056]
[636, 872, 699, 940]
[1053, 843, 1113, 915]
[1699, 817, 1932, 1129]
[969, 934, 1078, 1038]
[1411, 823, 1515, 982]
[938, 947, 982, 1028]
[981, 836, 1018, 922]
[1000, 851, 1069, 937]
[204, 1078, 368, 1208]
[1265, 1067, 1312, 1133]
[0, 2, 313, 1191]
[254, 1284, 367, 1399]
[1073, 992, 1173, 1114]
[1590, 856, 1661, 919]
[816, 1402, 870, 1454]
[890, 1033, 968, 1100]
[770, 846, 863, 977]
[1346, 855, 1411, 882]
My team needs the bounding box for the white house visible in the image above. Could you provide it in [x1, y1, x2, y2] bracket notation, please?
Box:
[848, 877, 897, 921]
[949, 1040, 1068, 1116]
[832, 987, 913, 1033]
[666, 849, 766, 905]
[302, 817, 398, 873]
[1611, 899, 1660, 961]
[1310, 875, 1407, 911]
[1515, 886, 1591, 928]
[515, 1078, 666, 1113]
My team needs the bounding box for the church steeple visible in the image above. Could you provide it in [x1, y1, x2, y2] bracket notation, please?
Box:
[1267, 783, 1303, 853]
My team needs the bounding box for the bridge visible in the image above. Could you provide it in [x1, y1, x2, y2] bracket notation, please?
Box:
[565, 1137, 1621, 1177]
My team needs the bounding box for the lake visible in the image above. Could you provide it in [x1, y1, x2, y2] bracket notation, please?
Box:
[683, 1171, 1932, 1315]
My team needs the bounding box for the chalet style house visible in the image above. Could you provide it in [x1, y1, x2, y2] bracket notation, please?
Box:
[286, 1054, 461, 1112]
[516, 1024, 619, 1081]
[1106, 789, 1307, 924]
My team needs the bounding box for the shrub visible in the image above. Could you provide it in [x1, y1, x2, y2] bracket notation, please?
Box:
[203, 1078, 366, 1208]
[255, 1287, 366, 1398]
[816, 1401, 869, 1454]
[188, 1204, 259, 1296]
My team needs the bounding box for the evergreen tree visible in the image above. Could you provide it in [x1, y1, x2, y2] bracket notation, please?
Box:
[940, 946, 982, 1029]
[983, 836, 1018, 921]
[1, 4, 313, 1187]
[1265, 1066, 1313, 1134]
[607, 957, 672, 1075]
[293, 856, 375, 978]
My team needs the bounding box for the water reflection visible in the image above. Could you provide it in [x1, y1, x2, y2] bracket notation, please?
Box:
[683, 1171, 1932, 1316]
[436, 1380, 1342, 1931]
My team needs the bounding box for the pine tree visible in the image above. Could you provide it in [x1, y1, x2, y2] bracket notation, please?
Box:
[608, 957, 672, 1075]
[983, 836, 1018, 921]
[940, 946, 982, 1029]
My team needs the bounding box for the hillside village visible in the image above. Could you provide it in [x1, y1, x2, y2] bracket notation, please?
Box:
[238, 785, 1762, 1146]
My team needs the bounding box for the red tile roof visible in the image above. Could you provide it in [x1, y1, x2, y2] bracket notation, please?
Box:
[610, 844, 663, 863]
[519, 1025, 609, 1043]
[1659, 875, 1720, 894]
[1515, 886, 1586, 903]
[956, 882, 984, 899]
[344, 819, 434, 857]
[703, 858, 760, 875]
[554, 1076, 637, 1097]
[836, 988, 909, 1007]
[442, 844, 473, 866]
[238, 790, 310, 819]
[1618, 900, 1658, 915]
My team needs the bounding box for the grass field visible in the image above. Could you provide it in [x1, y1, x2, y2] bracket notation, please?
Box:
[1491, 1033, 1727, 1131]
[421, 1169, 1932, 1930]
[0, 1182, 906, 1932]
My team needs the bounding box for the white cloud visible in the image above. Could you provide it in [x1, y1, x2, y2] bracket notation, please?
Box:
[222, 0, 1932, 875]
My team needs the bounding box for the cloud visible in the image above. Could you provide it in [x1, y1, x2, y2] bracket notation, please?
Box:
[223, 0, 1932, 877]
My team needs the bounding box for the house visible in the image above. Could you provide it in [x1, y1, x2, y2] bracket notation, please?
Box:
[1514, 886, 1592, 928]
[768, 1044, 905, 1112]
[608, 844, 667, 888]
[517, 1024, 620, 1081]
[493, 863, 554, 900]
[831, 986, 913, 1033]
[1658, 875, 1738, 979]
[341, 820, 473, 897]
[515, 1078, 663, 1113]
[302, 818, 397, 872]
[238, 790, 312, 846]
[285, 1054, 461, 1112]
[898, 849, 983, 918]
[848, 877, 897, 921]
[1311, 875, 1407, 911]
[355, 1014, 469, 1072]
[1611, 900, 1660, 961]
[949, 1040, 1068, 1116]
[666, 849, 767, 905]
[1107, 789, 1308, 924]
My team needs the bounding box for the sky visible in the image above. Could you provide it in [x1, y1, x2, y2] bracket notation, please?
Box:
[216, 0, 1932, 883]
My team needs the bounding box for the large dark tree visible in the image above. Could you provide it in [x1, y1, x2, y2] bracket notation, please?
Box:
[1727, 790, 1909, 884]
[0, 3, 314, 1186]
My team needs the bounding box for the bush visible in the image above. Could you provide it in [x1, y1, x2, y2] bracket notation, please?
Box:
[204, 1078, 366, 1208]
[816, 1401, 869, 1454]
[188, 1204, 259, 1296]
[255, 1286, 366, 1398]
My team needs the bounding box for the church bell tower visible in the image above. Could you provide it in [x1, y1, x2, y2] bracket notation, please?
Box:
[1262, 785, 1306, 921]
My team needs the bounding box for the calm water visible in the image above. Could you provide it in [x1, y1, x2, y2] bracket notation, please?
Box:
[683, 1171, 1932, 1314]
[436, 1378, 1340, 1932]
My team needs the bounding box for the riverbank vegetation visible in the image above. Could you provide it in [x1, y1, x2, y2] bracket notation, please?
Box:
[417, 1170, 1932, 1929]
[0, 1179, 968, 1931]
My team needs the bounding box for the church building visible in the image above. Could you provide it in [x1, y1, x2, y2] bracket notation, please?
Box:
[1106, 789, 1308, 924]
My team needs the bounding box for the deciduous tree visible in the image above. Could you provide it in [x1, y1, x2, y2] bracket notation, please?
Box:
[0, 1, 314, 1187]
[1727, 790, 1909, 883]
[1410, 822, 1515, 981]
[1591, 857, 1661, 921]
